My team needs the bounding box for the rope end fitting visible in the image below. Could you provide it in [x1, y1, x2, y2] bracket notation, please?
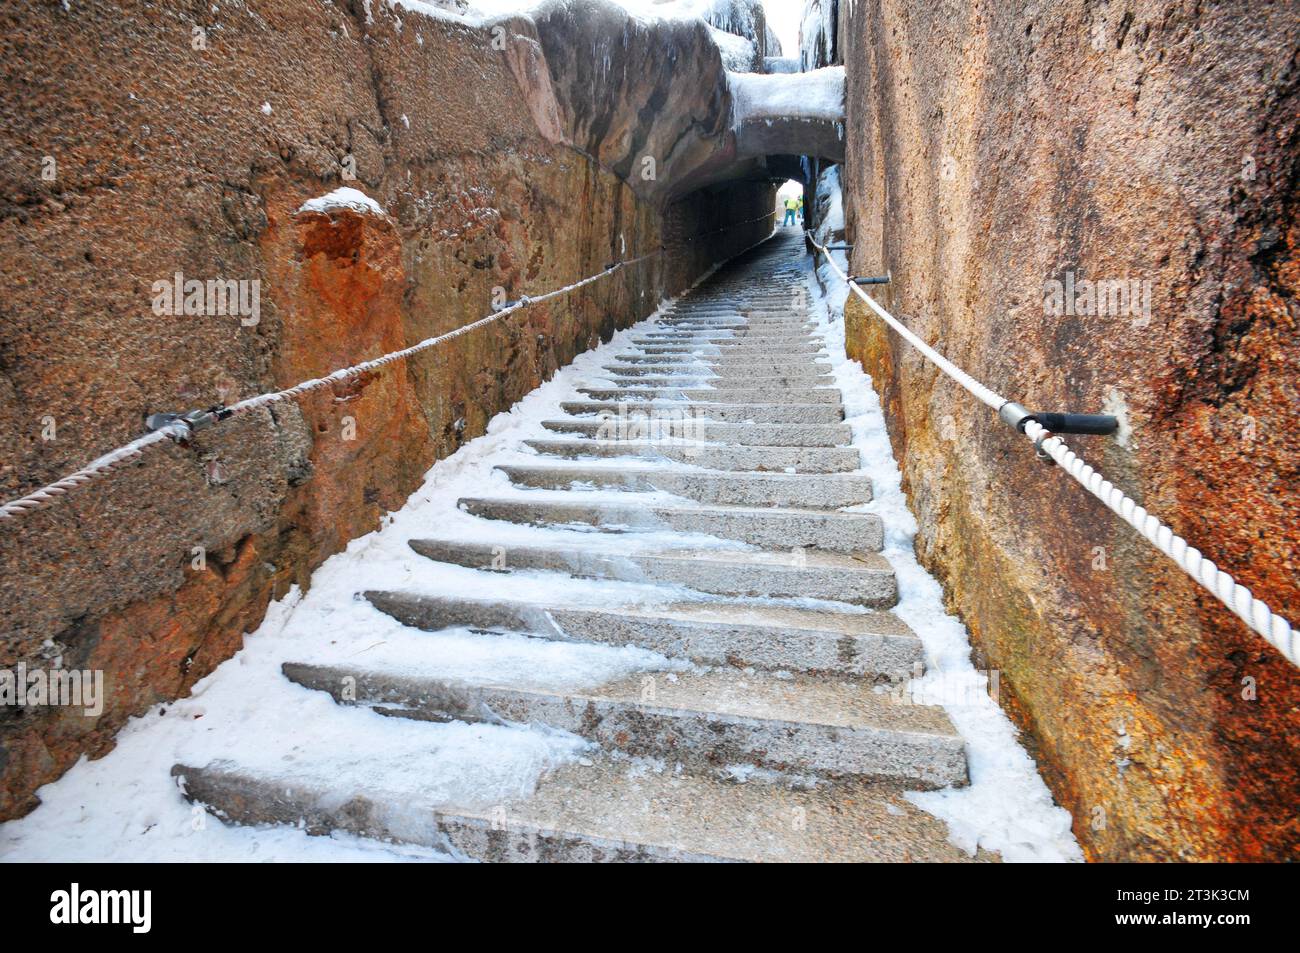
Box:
[998, 400, 1119, 462]
[145, 406, 230, 445]
[998, 402, 1119, 437]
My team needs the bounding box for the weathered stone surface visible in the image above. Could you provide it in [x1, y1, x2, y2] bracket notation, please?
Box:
[830, 0, 1299, 859]
[173, 758, 994, 862]
[532, 0, 741, 202]
[279, 663, 967, 786]
[0, 0, 774, 818]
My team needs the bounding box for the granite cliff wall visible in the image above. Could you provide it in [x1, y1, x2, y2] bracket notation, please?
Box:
[824, 0, 1298, 860]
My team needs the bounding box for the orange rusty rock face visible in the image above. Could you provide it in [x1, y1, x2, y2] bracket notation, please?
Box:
[835, 0, 1299, 860]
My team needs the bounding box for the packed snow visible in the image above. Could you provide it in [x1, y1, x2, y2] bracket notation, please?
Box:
[763, 55, 801, 73]
[727, 65, 844, 126]
[709, 25, 758, 71]
[298, 187, 389, 218]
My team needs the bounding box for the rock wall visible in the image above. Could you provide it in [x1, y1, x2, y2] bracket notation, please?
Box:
[0, 0, 774, 818]
[831, 0, 1299, 859]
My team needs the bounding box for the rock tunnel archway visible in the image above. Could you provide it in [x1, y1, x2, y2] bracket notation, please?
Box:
[508, 0, 846, 206]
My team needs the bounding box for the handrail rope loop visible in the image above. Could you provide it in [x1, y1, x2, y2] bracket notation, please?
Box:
[805, 232, 1296, 668]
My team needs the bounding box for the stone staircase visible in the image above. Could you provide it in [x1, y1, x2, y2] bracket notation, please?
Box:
[173, 232, 991, 862]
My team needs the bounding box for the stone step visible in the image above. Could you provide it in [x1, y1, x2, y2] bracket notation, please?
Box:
[408, 538, 899, 606]
[659, 323, 815, 334]
[494, 463, 871, 507]
[679, 312, 805, 319]
[364, 592, 918, 679]
[559, 400, 843, 424]
[662, 306, 806, 315]
[671, 299, 806, 306]
[659, 315, 813, 324]
[659, 321, 810, 330]
[595, 375, 835, 389]
[634, 335, 816, 348]
[632, 332, 819, 343]
[663, 306, 806, 315]
[643, 339, 821, 350]
[620, 343, 823, 354]
[600, 362, 828, 378]
[173, 758, 987, 862]
[628, 349, 825, 361]
[522, 439, 861, 472]
[541, 418, 851, 447]
[612, 355, 833, 371]
[456, 497, 883, 553]
[278, 664, 966, 787]
[577, 387, 842, 404]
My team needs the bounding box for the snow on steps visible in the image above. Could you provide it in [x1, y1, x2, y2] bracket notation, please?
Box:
[362, 592, 922, 680]
[454, 497, 884, 552]
[172, 759, 990, 863]
[597, 360, 830, 377]
[521, 438, 862, 472]
[406, 538, 899, 605]
[492, 463, 871, 507]
[171, 231, 988, 862]
[541, 418, 849, 446]
[558, 399, 844, 423]
[577, 386, 842, 403]
[276, 664, 967, 787]
[611, 349, 829, 362]
[624, 347, 827, 358]
[591, 374, 835, 389]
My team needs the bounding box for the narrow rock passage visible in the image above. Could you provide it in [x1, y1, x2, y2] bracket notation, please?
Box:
[174, 231, 981, 861]
[2, 231, 1074, 863]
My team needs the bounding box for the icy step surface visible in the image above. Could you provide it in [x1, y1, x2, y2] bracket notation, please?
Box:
[494, 463, 872, 507]
[542, 418, 850, 447]
[600, 361, 829, 377]
[172, 758, 992, 863]
[456, 496, 883, 553]
[364, 591, 923, 680]
[595, 374, 836, 389]
[521, 439, 862, 472]
[623, 343, 826, 356]
[559, 400, 844, 423]
[577, 386, 842, 404]
[278, 664, 967, 787]
[408, 537, 899, 606]
[634, 333, 820, 345]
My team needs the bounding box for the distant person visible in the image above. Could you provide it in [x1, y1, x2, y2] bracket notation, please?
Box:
[782, 195, 800, 227]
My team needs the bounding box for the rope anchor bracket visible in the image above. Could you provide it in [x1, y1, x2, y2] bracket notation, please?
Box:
[998, 401, 1119, 463]
[145, 407, 230, 445]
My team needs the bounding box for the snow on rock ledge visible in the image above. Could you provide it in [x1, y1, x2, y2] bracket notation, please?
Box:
[728, 66, 846, 162]
[297, 188, 390, 218]
[729, 66, 845, 124]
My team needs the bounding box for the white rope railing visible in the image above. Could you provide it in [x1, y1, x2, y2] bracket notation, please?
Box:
[0, 211, 776, 522]
[807, 232, 1296, 669]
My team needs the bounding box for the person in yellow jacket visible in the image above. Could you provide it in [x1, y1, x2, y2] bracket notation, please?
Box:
[782, 194, 801, 227]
